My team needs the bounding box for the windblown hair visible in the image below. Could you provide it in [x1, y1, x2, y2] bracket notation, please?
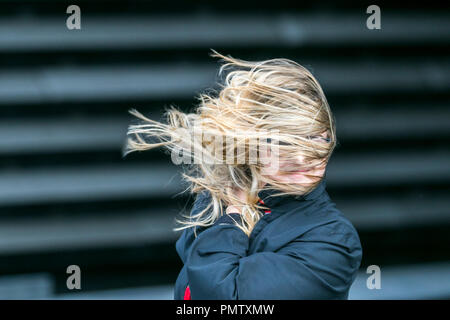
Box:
[125, 51, 337, 236]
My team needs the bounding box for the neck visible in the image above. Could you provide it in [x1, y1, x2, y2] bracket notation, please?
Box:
[257, 178, 327, 208]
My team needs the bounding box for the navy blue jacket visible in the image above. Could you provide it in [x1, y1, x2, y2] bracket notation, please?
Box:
[174, 178, 362, 299]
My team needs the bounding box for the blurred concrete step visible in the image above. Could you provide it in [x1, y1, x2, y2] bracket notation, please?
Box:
[0, 151, 448, 206]
[0, 64, 216, 105]
[57, 284, 174, 300]
[0, 273, 54, 299]
[54, 261, 450, 300]
[1, 107, 449, 155]
[0, 164, 183, 206]
[0, 192, 448, 254]
[349, 261, 450, 299]
[0, 13, 449, 52]
[340, 191, 450, 230]
[2, 262, 449, 299]
[0, 59, 449, 105]
[335, 105, 450, 140]
[327, 150, 450, 187]
[0, 117, 129, 154]
[0, 211, 178, 255]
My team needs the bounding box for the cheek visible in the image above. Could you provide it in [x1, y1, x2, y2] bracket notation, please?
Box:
[263, 161, 326, 184]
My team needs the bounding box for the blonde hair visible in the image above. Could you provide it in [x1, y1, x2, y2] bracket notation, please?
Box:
[125, 51, 336, 236]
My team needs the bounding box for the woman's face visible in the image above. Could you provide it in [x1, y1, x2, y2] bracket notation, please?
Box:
[260, 154, 326, 184]
[259, 131, 329, 185]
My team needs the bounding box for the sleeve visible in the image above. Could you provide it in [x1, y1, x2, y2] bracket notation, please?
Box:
[175, 191, 213, 264]
[185, 218, 362, 300]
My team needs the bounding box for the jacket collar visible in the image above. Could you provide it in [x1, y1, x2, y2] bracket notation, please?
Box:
[257, 177, 327, 209]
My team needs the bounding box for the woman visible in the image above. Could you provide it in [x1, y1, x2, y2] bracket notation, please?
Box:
[126, 52, 362, 299]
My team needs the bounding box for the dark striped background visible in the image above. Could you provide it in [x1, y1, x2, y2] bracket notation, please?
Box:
[0, 0, 449, 299]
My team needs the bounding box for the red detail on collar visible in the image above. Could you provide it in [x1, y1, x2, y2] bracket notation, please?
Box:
[258, 199, 271, 214]
[184, 285, 191, 300]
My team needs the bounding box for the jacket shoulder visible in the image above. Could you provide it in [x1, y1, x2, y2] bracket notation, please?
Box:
[302, 201, 361, 250]
[299, 204, 363, 272]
